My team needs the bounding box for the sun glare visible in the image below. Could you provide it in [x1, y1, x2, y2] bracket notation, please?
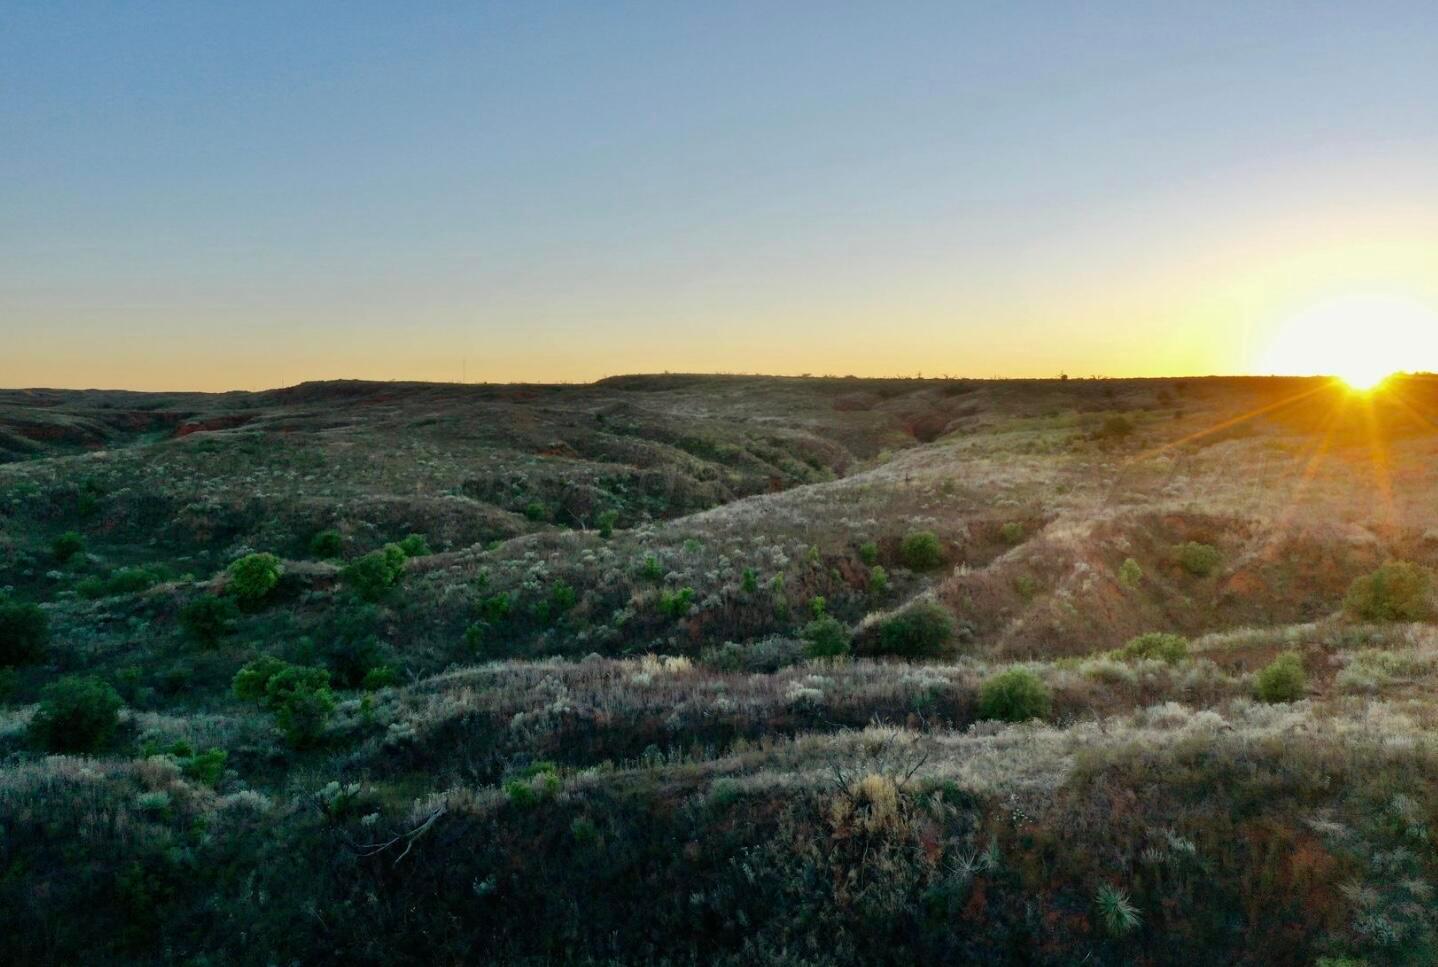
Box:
[1259, 294, 1438, 391]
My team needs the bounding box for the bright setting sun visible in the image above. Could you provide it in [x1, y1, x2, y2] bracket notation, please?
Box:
[1259, 293, 1438, 390]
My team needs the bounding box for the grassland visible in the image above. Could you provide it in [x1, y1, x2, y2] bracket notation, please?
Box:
[3, 373, 1438, 964]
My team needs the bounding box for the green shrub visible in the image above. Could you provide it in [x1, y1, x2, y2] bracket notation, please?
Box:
[28, 675, 123, 753]
[868, 565, 889, 595]
[309, 529, 344, 558]
[999, 522, 1024, 545]
[1343, 561, 1433, 622]
[1117, 632, 1188, 664]
[899, 531, 944, 571]
[977, 667, 1051, 722]
[638, 553, 663, 581]
[858, 541, 879, 566]
[872, 600, 957, 658]
[396, 533, 431, 557]
[477, 592, 513, 623]
[801, 615, 851, 658]
[1117, 557, 1143, 589]
[1097, 415, 1135, 441]
[80, 565, 167, 599]
[343, 544, 408, 601]
[524, 501, 547, 522]
[361, 666, 397, 690]
[226, 553, 283, 603]
[741, 568, 759, 594]
[179, 596, 241, 647]
[549, 581, 577, 614]
[0, 598, 49, 666]
[52, 531, 85, 563]
[1255, 652, 1306, 703]
[596, 510, 619, 539]
[658, 587, 695, 618]
[1173, 541, 1221, 577]
[233, 657, 335, 747]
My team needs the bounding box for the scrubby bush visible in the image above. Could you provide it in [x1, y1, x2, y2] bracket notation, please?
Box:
[1117, 557, 1143, 589]
[1097, 414, 1134, 441]
[1344, 561, 1433, 622]
[28, 675, 122, 752]
[638, 554, 663, 581]
[0, 598, 49, 666]
[899, 530, 944, 571]
[233, 656, 335, 747]
[870, 600, 957, 658]
[79, 565, 168, 599]
[858, 541, 879, 566]
[397, 533, 431, 557]
[343, 544, 408, 602]
[226, 552, 282, 604]
[658, 587, 695, 618]
[179, 596, 241, 647]
[977, 667, 1051, 722]
[309, 529, 344, 558]
[1117, 632, 1188, 664]
[741, 568, 759, 594]
[52, 531, 85, 563]
[1256, 652, 1306, 703]
[524, 501, 547, 522]
[999, 522, 1024, 544]
[868, 565, 889, 595]
[801, 615, 851, 658]
[1173, 541, 1221, 577]
[596, 510, 619, 539]
[1094, 884, 1141, 936]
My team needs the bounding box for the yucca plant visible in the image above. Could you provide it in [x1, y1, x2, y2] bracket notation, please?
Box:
[1095, 884, 1141, 937]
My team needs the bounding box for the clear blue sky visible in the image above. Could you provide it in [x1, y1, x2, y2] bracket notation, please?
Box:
[5, 2, 1438, 389]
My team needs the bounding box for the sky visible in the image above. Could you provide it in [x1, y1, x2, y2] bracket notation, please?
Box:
[5, 2, 1438, 391]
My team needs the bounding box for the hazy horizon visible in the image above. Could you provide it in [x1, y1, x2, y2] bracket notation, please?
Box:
[7, 2, 1438, 390]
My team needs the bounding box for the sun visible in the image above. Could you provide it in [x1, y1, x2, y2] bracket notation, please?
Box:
[1259, 294, 1438, 390]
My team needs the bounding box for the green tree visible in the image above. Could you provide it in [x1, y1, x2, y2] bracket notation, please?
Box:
[899, 531, 944, 571]
[179, 596, 241, 647]
[52, 531, 85, 564]
[309, 529, 344, 558]
[1256, 652, 1306, 703]
[1344, 561, 1432, 622]
[233, 656, 335, 747]
[977, 667, 1051, 722]
[29, 675, 123, 753]
[343, 544, 409, 601]
[226, 553, 283, 604]
[871, 600, 957, 658]
[0, 598, 49, 666]
[801, 615, 850, 658]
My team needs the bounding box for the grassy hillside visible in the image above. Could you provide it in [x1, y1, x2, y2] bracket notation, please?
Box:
[3, 374, 1438, 964]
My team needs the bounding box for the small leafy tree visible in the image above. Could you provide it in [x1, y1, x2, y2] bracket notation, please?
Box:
[1173, 542, 1221, 577]
[233, 656, 335, 747]
[226, 553, 283, 604]
[871, 600, 957, 658]
[1344, 561, 1432, 622]
[741, 568, 759, 594]
[396, 533, 431, 557]
[802, 615, 851, 658]
[343, 544, 408, 602]
[29, 675, 123, 753]
[868, 565, 889, 595]
[899, 531, 944, 571]
[658, 587, 695, 618]
[1117, 557, 1143, 589]
[1256, 652, 1306, 703]
[596, 510, 619, 539]
[858, 541, 879, 566]
[524, 501, 547, 522]
[1117, 632, 1188, 664]
[0, 598, 49, 666]
[52, 531, 85, 564]
[309, 529, 344, 558]
[179, 596, 241, 647]
[977, 667, 1051, 722]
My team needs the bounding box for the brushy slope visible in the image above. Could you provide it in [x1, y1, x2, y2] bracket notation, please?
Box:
[2, 373, 1438, 964]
